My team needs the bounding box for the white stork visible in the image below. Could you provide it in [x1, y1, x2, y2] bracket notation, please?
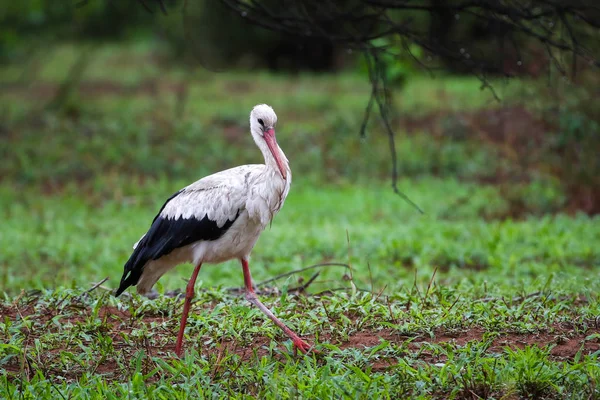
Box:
[115, 104, 312, 356]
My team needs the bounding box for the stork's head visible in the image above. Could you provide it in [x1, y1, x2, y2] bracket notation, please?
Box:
[250, 104, 287, 180]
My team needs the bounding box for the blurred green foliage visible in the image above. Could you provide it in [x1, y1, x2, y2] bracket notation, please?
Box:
[0, 1, 153, 61]
[0, 0, 338, 70]
[361, 38, 424, 88]
[1, 41, 598, 217]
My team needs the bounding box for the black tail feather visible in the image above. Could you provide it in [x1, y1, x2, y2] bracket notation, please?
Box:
[114, 209, 240, 296]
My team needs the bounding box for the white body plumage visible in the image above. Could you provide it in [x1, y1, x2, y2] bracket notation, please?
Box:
[135, 163, 291, 294]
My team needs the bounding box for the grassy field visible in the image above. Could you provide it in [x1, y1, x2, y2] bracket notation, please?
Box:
[1, 41, 599, 399]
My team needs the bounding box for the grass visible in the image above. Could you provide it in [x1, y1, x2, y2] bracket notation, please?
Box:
[0, 40, 599, 398]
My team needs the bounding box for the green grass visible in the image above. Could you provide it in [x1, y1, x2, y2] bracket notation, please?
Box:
[0, 40, 599, 399]
[2, 287, 599, 398]
[1, 181, 598, 296]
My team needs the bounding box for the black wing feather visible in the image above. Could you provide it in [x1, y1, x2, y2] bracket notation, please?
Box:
[115, 191, 239, 296]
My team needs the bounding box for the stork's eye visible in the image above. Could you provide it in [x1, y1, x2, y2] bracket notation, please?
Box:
[258, 118, 264, 127]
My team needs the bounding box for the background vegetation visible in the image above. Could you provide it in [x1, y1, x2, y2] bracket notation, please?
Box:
[0, 1, 599, 398]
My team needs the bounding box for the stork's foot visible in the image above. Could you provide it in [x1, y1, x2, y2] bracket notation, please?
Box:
[292, 337, 315, 355]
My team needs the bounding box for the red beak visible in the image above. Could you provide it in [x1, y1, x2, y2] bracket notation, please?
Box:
[263, 128, 287, 180]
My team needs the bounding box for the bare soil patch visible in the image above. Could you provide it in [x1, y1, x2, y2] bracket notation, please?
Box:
[332, 325, 599, 371]
[402, 105, 549, 148]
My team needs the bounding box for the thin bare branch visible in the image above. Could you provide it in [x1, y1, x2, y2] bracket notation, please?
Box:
[256, 263, 351, 287]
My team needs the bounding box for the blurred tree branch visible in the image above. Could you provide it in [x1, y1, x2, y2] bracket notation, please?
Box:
[217, 1, 598, 207]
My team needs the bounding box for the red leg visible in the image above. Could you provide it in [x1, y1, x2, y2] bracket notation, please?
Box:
[241, 258, 314, 354]
[175, 262, 202, 357]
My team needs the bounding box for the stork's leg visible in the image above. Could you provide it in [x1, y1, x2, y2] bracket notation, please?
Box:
[241, 258, 313, 354]
[175, 262, 202, 357]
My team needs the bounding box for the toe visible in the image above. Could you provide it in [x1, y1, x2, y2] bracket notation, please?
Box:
[293, 339, 316, 354]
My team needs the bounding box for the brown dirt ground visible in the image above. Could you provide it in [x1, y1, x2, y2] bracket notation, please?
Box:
[1, 303, 598, 377]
